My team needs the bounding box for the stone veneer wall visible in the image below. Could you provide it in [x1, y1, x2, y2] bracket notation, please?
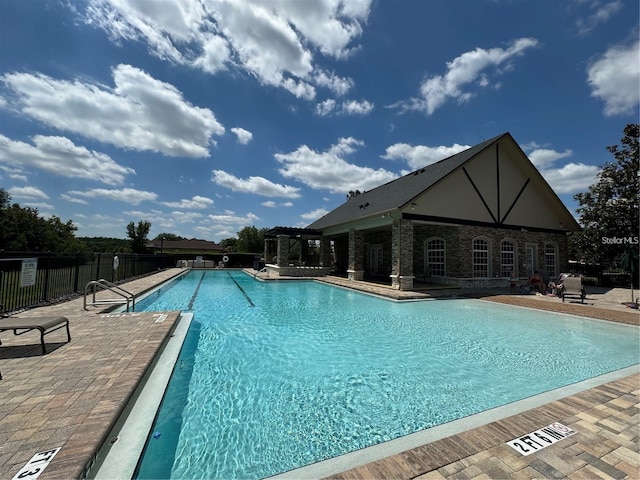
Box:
[413, 223, 568, 281]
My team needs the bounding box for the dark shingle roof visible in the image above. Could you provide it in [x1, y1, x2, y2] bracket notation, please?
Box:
[308, 133, 506, 230]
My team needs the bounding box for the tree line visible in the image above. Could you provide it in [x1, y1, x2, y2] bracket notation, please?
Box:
[1, 124, 637, 272]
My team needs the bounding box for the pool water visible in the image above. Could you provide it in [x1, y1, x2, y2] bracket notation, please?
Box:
[134, 271, 639, 479]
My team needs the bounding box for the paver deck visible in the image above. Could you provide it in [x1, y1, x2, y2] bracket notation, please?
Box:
[0, 268, 638, 479]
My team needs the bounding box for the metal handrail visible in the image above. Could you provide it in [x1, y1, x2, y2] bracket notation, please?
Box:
[83, 279, 135, 312]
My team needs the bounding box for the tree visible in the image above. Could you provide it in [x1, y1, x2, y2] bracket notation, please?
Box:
[0, 188, 89, 253]
[236, 226, 267, 253]
[219, 237, 237, 252]
[127, 220, 151, 254]
[152, 233, 184, 241]
[572, 124, 639, 286]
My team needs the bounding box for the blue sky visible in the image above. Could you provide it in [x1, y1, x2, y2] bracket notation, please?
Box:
[1, 0, 638, 242]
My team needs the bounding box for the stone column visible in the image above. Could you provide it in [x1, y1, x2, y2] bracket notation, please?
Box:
[347, 228, 364, 281]
[391, 219, 414, 290]
[276, 235, 290, 267]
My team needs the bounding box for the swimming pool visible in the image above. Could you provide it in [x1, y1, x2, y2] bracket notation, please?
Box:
[133, 270, 639, 479]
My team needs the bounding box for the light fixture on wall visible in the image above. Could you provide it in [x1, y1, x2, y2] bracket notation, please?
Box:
[411, 202, 417, 210]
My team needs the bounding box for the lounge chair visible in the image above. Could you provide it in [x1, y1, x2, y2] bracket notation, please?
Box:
[561, 277, 586, 304]
[0, 316, 70, 354]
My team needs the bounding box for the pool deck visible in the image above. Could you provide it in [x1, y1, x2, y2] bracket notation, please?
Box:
[0, 268, 638, 479]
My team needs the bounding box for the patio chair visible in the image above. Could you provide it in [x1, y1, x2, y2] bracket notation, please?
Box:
[561, 277, 586, 304]
[0, 316, 70, 354]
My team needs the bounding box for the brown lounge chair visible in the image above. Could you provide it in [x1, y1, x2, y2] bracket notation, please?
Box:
[0, 316, 70, 354]
[561, 277, 586, 304]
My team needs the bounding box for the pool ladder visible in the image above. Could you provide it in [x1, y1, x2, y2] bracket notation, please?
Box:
[83, 279, 136, 312]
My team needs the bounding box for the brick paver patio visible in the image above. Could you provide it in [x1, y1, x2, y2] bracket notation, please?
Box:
[0, 268, 638, 479]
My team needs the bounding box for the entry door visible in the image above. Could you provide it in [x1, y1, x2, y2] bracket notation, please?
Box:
[525, 245, 537, 278]
[368, 245, 383, 275]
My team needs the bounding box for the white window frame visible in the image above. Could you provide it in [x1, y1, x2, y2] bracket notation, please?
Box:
[425, 237, 446, 276]
[472, 237, 490, 278]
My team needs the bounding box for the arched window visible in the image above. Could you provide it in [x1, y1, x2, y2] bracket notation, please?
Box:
[545, 243, 558, 278]
[425, 238, 445, 276]
[500, 240, 516, 277]
[472, 238, 489, 277]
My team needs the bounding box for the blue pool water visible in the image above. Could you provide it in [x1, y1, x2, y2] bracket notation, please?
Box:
[134, 271, 639, 479]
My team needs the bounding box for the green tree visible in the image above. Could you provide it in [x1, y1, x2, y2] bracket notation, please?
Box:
[0, 189, 88, 252]
[152, 233, 184, 241]
[78, 237, 131, 253]
[571, 124, 639, 284]
[219, 237, 237, 252]
[236, 226, 267, 253]
[126, 220, 152, 253]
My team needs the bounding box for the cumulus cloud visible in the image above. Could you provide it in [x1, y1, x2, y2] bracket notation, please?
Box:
[527, 147, 573, 169]
[2, 64, 224, 157]
[382, 142, 470, 170]
[8, 186, 49, 200]
[83, 0, 372, 98]
[314, 70, 354, 96]
[212, 170, 301, 198]
[231, 127, 253, 145]
[587, 39, 640, 116]
[207, 211, 260, 226]
[315, 98, 374, 116]
[160, 195, 214, 209]
[0, 134, 134, 185]
[65, 187, 158, 205]
[391, 38, 538, 115]
[524, 143, 599, 194]
[301, 208, 329, 221]
[275, 137, 397, 194]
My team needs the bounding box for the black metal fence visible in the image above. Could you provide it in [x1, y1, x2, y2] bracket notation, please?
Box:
[0, 252, 175, 316]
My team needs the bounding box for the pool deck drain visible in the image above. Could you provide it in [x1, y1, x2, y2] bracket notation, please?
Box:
[0, 268, 638, 479]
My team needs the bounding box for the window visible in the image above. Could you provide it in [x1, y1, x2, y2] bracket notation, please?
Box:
[545, 243, 557, 278]
[473, 238, 489, 277]
[500, 240, 516, 277]
[426, 238, 445, 276]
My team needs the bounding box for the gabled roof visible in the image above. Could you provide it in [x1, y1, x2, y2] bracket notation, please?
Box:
[308, 133, 506, 230]
[147, 238, 223, 251]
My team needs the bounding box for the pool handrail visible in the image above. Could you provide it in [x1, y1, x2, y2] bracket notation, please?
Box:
[83, 279, 135, 312]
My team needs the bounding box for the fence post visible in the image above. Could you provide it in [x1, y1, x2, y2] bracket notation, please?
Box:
[73, 254, 80, 292]
[43, 253, 51, 302]
[95, 253, 101, 280]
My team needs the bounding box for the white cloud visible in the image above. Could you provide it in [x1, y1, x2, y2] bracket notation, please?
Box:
[212, 170, 301, 198]
[0, 134, 134, 185]
[2, 64, 224, 157]
[301, 208, 329, 221]
[84, 0, 372, 97]
[314, 70, 354, 96]
[160, 195, 214, 209]
[392, 38, 538, 115]
[382, 142, 470, 170]
[315, 98, 373, 116]
[539, 163, 599, 194]
[8, 186, 49, 200]
[575, 0, 623, 35]
[66, 187, 158, 205]
[262, 200, 277, 208]
[230, 127, 253, 145]
[315, 99, 336, 116]
[524, 143, 599, 194]
[527, 148, 573, 169]
[587, 39, 640, 116]
[275, 137, 398, 194]
[341, 99, 374, 115]
[207, 211, 260, 226]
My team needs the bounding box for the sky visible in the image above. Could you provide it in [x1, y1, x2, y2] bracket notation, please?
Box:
[1, 0, 638, 242]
